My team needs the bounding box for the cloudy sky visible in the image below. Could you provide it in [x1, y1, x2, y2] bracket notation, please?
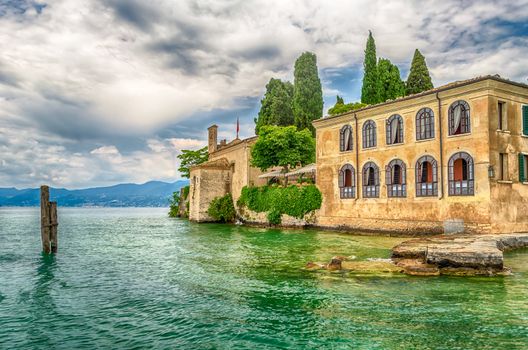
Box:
[1, 0, 527, 189]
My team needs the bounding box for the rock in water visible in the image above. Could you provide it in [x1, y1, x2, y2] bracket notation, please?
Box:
[327, 258, 343, 271]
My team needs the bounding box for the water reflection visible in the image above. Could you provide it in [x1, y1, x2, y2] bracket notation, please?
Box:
[27, 253, 58, 346]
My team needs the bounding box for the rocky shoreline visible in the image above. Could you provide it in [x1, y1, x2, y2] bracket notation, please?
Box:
[306, 233, 528, 276]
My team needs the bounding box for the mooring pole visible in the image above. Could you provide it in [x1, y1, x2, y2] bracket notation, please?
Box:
[50, 202, 58, 253]
[40, 185, 58, 254]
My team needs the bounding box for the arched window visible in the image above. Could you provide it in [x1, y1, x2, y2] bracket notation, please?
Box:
[448, 152, 474, 195]
[362, 161, 379, 198]
[386, 159, 406, 197]
[415, 155, 438, 197]
[340, 125, 353, 152]
[448, 100, 470, 135]
[362, 120, 377, 149]
[416, 108, 435, 140]
[338, 164, 355, 198]
[386, 114, 404, 145]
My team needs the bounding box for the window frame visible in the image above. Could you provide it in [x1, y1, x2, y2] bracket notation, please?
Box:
[338, 164, 356, 198]
[415, 107, 435, 141]
[362, 161, 380, 198]
[386, 114, 404, 145]
[415, 155, 438, 197]
[386, 159, 406, 197]
[498, 101, 507, 131]
[362, 120, 377, 149]
[448, 152, 475, 196]
[339, 125, 353, 152]
[448, 100, 471, 136]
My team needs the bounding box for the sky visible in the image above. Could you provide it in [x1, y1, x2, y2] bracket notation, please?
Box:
[0, 0, 527, 189]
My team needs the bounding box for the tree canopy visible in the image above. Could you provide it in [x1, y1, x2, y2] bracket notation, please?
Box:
[292, 52, 323, 135]
[177, 146, 208, 178]
[254, 78, 294, 134]
[377, 58, 405, 102]
[406, 49, 433, 95]
[361, 31, 379, 105]
[250, 125, 315, 172]
[328, 95, 367, 116]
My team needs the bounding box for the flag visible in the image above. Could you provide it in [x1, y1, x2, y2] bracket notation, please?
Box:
[236, 117, 240, 138]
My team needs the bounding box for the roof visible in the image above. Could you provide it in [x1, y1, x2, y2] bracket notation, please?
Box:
[285, 163, 316, 177]
[313, 75, 528, 125]
[258, 169, 284, 178]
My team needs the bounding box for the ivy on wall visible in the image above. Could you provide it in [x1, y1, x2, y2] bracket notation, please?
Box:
[237, 185, 322, 225]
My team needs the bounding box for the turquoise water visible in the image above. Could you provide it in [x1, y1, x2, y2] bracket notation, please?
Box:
[0, 208, 527, 349]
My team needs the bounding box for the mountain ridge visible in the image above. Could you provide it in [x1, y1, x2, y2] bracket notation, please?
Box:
[0, 180, 188, 207]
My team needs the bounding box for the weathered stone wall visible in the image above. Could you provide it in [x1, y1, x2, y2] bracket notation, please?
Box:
[189, 137, 268, 222]
[487, 81, 528, 233]
[313, 78, 527, 234]
[189, 161, 231, 222]
[238, 206, 319, 227]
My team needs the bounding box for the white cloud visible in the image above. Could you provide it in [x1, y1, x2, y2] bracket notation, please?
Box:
[0, 0, 527, 188]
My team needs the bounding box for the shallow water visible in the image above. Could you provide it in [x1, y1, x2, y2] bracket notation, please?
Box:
[0, 207, 527, 349]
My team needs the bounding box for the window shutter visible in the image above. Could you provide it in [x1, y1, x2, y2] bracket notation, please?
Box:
[523, 105, 528, 136]
[519, 153, 525, 182]
[338, 170, 344, 187]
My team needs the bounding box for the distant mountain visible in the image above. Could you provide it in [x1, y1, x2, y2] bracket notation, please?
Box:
[0, 180, 189, 207]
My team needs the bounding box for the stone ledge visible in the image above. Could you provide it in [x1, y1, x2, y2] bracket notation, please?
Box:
[391, 233, 528, 275]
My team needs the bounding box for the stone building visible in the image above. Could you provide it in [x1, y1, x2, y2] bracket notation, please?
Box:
[313, 75, 528, 234]
[188, 125, 267, 222]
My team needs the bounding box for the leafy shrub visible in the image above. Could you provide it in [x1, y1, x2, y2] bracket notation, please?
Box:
[208, 194, 236, 223]
[182, 185, 190, 200]
[237, 184, 322, 225]
[168, 191, 180, 218]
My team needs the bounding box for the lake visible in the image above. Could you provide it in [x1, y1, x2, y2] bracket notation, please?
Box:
[1, 207, 527, 349]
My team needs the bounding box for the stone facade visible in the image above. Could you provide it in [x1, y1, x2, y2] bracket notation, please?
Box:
[313, 76, 528, 234]
[188, 126, 268, 222]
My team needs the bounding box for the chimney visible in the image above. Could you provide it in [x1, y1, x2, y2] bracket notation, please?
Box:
[207, 125, 218, 154]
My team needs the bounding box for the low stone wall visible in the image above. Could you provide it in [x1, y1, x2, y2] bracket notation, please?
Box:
[238, 207, 318, 227]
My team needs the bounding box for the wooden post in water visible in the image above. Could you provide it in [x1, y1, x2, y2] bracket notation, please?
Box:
[50, 202, 58, 253]
[40, 185, 58, 254]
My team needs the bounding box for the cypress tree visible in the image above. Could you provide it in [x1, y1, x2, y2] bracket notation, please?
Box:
[292, 52, 323, 135]
[406, 49, 434, 95]
[377, 58, 405, 102]
[361, 31, 379, 104]
[254, 78, 294, 134]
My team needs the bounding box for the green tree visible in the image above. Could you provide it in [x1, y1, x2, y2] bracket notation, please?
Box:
[361, 31, 379, 104]
[250, 125, 315, 177]
[406, 49, 434, 95]
[377, 58, 405, 102]
[254, 78, 294, 134]
[292, 52, 323, 134]
[177, 146, 208, 178]
[328, 95, 367, 116]
[168, 191, 180, 217]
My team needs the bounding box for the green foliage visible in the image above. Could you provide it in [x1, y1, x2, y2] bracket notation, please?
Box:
[406, 49, 433, 95]
[361, 31, 379, 104]
[182, 185, 190, 200]
[177, 147, 208, 178]
[168, 191, 180, 218]
[208, 194, 236, 223]
[254, 79, 295, 134]
[328, 96, 367, 116]
[237, 184, 322, 225]
[377, 58, 405, 102]
[250, 125, 315, 172]
[292, 52, 323, 135]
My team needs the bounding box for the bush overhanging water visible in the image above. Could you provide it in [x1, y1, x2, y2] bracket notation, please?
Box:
[237, 184, 322, 225]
